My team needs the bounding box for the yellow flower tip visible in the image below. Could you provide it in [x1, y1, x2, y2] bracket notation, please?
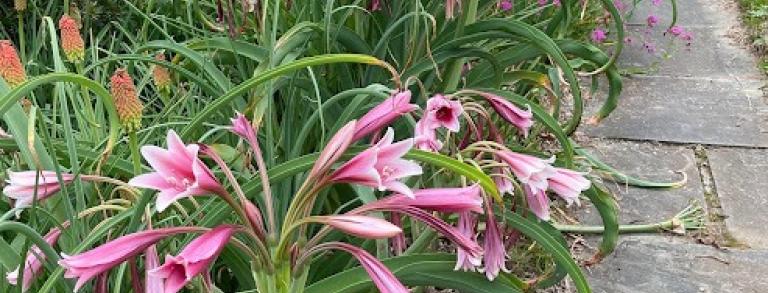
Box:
[14, 0, 26, 11]
[59, 15, 85, 62]
[110, 68, 144, 132]
[0, 40, 27, 88]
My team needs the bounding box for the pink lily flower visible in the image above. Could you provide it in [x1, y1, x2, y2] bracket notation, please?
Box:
[230, 112, 256, 141]
[482, 211, 509, 280]
[311, 120, 357, 177]
[150, 225, 237, 293]
[496, 151, 554, 192]
[548, 167, 590, 206]
[378, 184, 484, 214]
[445, 0, 460, 19]
[498, 0, 513, 11]
[493, 167, 515, 196]
[369, 0, 382, 11]
[7, 225, 64, 292]
[481, 93, 534, 137]
[424, 94, 463, 132]
[357, 204, 483, 259]
[455, 212, 481, 271]
[330, 128, 422, 198]
[413, 117, 443, 152]
[3, 171, 75, 208]
[353, 90, 417, 142]
[60, 227, 198, 291]
[320, 242, 409, 293]
[524, 185, 551, 221]
[145, 245, 163, 293]
[316, 215, 402, 239]
[129, 130, 225, 212]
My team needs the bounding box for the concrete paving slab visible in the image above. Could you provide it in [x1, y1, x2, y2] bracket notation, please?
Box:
[617, 26, 763, 80]
[620, 0, 729, 27]
[587, 236, 768, 293]
[577, 140, 704, 225]
[707, 148, 768, 248]
[584, 76, 768, 147]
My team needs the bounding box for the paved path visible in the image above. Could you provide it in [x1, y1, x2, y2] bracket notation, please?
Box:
[574, 0, 768, 292]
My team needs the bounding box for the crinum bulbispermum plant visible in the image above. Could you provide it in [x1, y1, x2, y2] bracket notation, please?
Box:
[2, 86, 601, 293]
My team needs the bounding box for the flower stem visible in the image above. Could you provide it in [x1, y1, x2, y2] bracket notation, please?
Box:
[128, 131, 142, 175]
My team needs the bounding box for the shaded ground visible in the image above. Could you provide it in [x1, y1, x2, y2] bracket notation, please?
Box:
[571, 0, 768, 292]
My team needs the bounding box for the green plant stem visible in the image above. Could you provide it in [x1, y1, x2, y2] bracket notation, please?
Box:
[128, 131, 141, 175]
[555, 221, 675, 234]
[18, 13, 25, 60]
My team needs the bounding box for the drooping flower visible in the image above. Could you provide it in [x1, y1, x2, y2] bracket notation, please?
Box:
[524, 185, 550, 220]
[110, 69, 143, 132]
[455, 212, 481, 271]
[353, 90, 417, 142]
[667, 25, 684, 36]
[150, 225, 237, 293]
[369, 0, 381, 11]
[60, 227, 198, 291]
[59, 15, 85, 62]
[7, 225, 65, 292]
[311, 120, 357, 177]
[547, 167, 590, 206]
[316, 215, 402, 239]
[482, 212, 508, 280]
[152, 53, 171, 94]
[493, 167, 515, 196]
[378, 184, 484, 214]
[552, 0, 561, 7]
[446, 0, 460, 19]
[424, 94, 463, 132]
[145, 245, 164, 293]
[613, 0, 626, 11]
[129, 130, 225, 212]
[480, 93, 534, 137]
[647, 15, 659, 27]
[3, 171, 76, 208]
[0, 40, 26, 88]
[358, 204, 483, 259]
[413, 117, 443, 152]
[496, 151, 555, 192]
[591, 28, 607, 43]
[330, 128, 422, 198]
[320, 242, 409, 293]
[498, 0, 512, 11]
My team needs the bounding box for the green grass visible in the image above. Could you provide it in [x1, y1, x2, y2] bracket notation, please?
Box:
[738, 0, 768, 74]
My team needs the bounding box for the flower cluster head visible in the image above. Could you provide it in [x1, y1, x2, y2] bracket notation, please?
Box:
[0, 40, 26, 88]
[59, 15, 85, 63]
[153, 53, 172, 94]
[14, 0, 26, 11]
[110, 68, 144, 132]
